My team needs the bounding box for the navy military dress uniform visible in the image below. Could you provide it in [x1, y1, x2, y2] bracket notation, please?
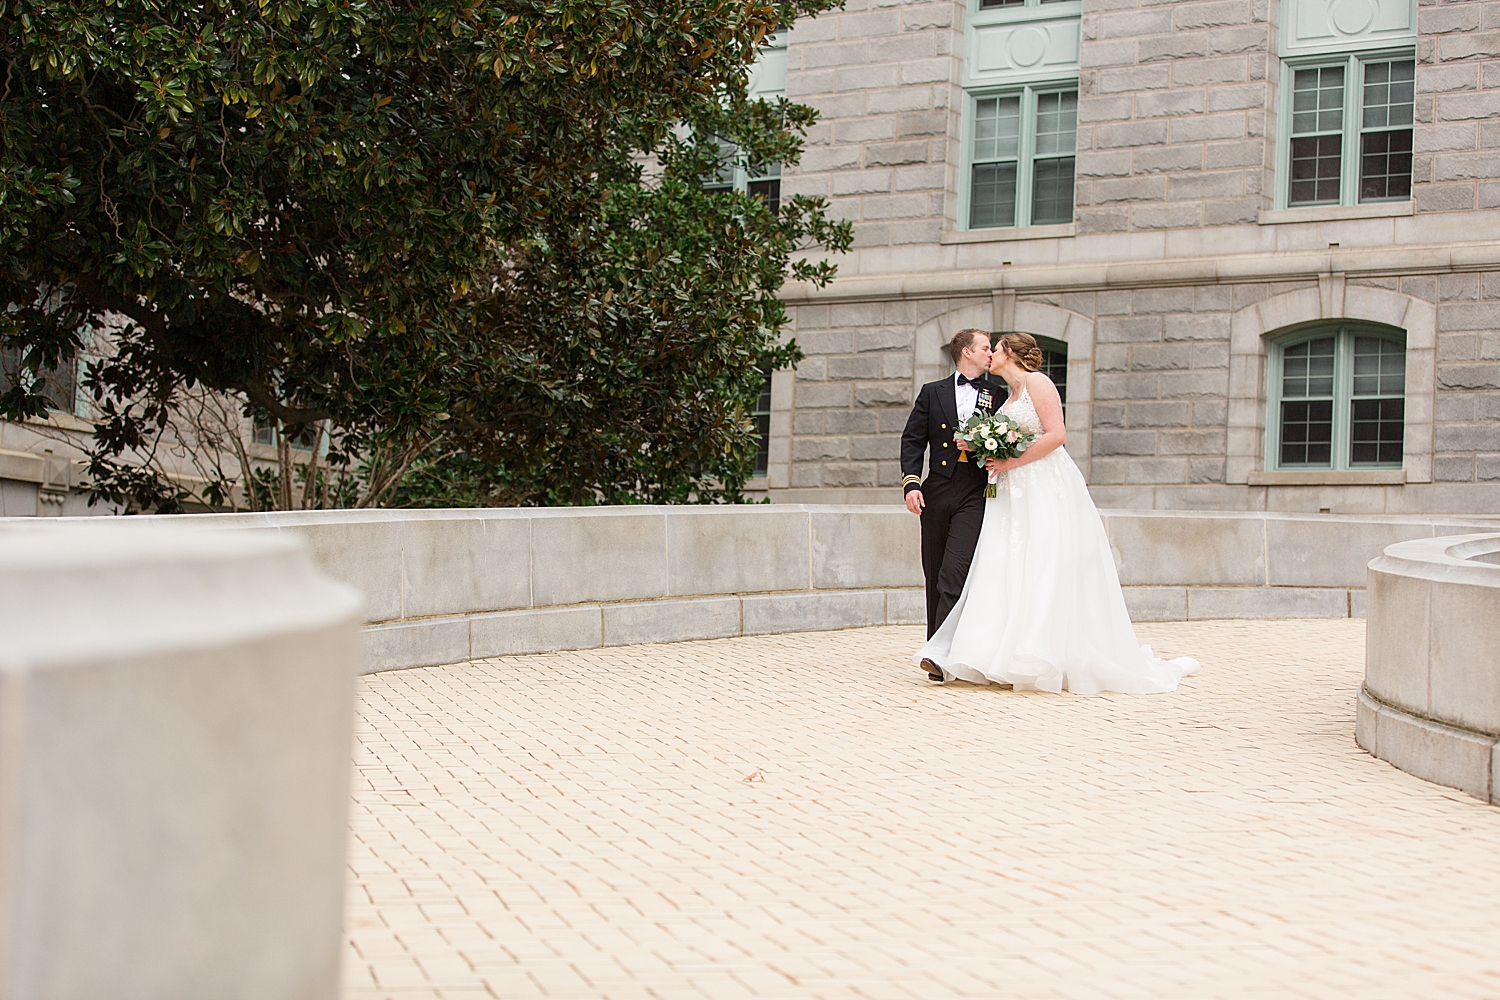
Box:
[900, 373, 1007, 638]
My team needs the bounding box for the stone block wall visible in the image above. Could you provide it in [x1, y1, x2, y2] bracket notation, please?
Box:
[767, 1, 1500, 512]
[784, 1, 964, 256]
[1076, 0, 1275, 233]
[1430, 271, 1500, 482]
[1415, 0, 1500, 213]
[1071, 283, 1241, 490]
[782, 297, 961, 497]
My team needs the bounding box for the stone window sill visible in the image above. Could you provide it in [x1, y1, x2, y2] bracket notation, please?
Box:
[22, 411, 93, 433]
[1257, 202, 1413, 225]
[1248, 469, 1405, 486]
[941, 223, 1076, 244]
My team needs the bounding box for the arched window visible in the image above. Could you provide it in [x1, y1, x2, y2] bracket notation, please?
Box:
[1035, 334, 1067, 406]
[1267, 324, 1405, 470]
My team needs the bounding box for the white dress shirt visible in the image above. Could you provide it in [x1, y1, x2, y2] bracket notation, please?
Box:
[954, 371, 979, 423]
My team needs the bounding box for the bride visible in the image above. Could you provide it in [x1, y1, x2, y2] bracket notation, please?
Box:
[914, 332, 1199, 695]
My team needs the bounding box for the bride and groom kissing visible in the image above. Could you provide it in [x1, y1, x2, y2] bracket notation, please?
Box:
[899, 329, 1198, 695]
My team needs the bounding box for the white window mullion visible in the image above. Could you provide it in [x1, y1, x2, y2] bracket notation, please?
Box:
[1017, 87, 1037, 228]
[1341, 56, 1361, 212]
[1332, 328, 1353, 471]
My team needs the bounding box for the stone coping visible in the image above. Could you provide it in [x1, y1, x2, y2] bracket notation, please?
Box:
[1359, 532, 1500, 804]
[4, 506, 1495, 673]
[1368, 532, 1500, 587]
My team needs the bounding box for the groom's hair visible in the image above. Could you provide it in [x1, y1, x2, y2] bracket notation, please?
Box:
[947, 328, 989, 364]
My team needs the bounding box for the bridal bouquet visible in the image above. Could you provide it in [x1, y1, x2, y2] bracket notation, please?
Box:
[955, 411, 1036, 498]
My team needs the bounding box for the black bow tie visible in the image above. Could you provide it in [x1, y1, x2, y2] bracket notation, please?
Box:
[956, 373, 983, 386]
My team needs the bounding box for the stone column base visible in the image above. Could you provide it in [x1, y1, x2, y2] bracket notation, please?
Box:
[1357, 685, 1500, 805]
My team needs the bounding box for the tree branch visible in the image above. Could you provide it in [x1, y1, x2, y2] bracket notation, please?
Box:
[241, 379, 330, 425]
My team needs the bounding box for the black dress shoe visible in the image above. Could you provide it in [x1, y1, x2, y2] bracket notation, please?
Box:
[920, 658, 943, 682]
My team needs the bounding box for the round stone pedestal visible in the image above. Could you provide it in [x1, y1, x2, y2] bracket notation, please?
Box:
[1358, 532, 1500, 804]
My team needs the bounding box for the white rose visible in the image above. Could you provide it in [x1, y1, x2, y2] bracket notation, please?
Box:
[985, 438, 999, 450]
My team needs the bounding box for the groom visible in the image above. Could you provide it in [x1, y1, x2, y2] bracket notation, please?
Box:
[900, 329, 1004, 654]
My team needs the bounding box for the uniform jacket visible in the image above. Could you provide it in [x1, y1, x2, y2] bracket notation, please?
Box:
[900, 374, 1007, 495]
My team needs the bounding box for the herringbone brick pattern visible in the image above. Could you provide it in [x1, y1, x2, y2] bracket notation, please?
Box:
[343, 621, 1500, 999]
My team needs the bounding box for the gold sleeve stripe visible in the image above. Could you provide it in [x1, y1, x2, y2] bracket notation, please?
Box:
[901, 475, 922, 487]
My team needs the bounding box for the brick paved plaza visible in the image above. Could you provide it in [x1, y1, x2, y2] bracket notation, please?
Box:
[343, 621, 1500, 999]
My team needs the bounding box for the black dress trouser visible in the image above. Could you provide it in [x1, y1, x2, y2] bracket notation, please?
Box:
[919, 468, 987, 639]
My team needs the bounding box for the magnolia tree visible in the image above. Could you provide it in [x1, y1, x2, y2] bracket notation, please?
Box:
[0, 0, 850, 510]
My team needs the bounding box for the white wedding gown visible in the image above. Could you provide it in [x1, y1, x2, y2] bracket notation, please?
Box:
[914, 380, 1199, 694]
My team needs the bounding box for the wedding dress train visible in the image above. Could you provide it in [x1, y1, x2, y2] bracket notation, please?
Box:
[914, 383, 1198, 695]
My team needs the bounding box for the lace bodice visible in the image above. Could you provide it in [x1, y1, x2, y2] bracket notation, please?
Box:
[1001, 382, 1045, 436]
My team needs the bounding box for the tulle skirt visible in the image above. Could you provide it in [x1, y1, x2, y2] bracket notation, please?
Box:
[914, 448, 1198, 695]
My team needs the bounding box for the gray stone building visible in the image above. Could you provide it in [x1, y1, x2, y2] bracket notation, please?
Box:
[754, 0, 1500, 515]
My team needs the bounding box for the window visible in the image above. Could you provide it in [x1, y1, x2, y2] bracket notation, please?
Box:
[252, 418, 321, 452]
[746, 166, 781, 215]
[751, 363, 773, 477]
[1268, 325, 1405, 470]
[1284, 55, 1413, 208]
[708, 152, 780, 214]
[978, 0, 1074, 7]
[968, 87, 1077, 229]
[701, 32, 784, 213]
[0, 346, 79, 415]
[1035, 335, 1067, 406]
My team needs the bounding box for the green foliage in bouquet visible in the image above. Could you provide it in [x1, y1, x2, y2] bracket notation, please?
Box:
[0, 0, 851, 510]
[955, 410, 1035, 498]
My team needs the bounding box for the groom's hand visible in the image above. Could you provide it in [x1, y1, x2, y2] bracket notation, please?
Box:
[905, 489, 925, 515]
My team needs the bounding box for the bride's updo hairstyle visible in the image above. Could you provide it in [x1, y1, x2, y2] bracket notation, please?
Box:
[997, 332, 1044, 372]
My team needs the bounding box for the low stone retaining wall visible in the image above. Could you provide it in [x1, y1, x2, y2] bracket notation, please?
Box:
[4, 505, 1489, 673]
[1358, 533, 1500, 804]
[171, 505, 925, 672]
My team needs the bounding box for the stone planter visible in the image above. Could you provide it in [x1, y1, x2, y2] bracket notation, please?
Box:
[1358, 532, 1500, 804]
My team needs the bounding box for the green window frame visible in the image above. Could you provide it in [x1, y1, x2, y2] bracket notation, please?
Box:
[965, 85, 1077, 230]
[1267, 325, 1406, 471]
[977, 0, 1076, 9]
[1034, 334, 1067, 407]
[1280, 52, 1414, 209]
[751, 362, 773, 477]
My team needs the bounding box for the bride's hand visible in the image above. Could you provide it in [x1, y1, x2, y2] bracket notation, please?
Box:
[985, 456, 1009, 474]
